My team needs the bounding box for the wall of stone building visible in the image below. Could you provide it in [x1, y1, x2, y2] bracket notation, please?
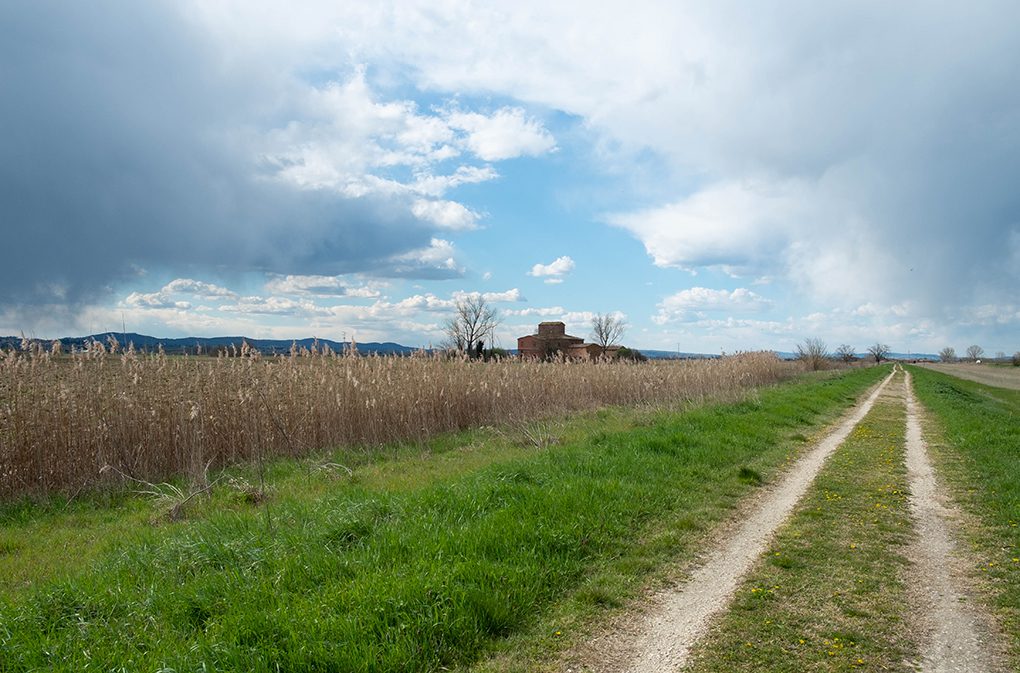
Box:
[519, 325, 597, 359]
[568, 344, 603, 360]
[517, 334, 542, 358]
[537, 322, 567, 338]
[548, 337, 583, 351]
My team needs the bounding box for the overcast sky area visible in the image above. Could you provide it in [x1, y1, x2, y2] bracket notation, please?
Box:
[2, 1, 1018, 354]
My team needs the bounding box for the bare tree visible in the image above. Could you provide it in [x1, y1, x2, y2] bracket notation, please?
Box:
[443, 296, 500, 356]
[796, 337, 829, 370]
[835, 344, 856, 364]
[938, 347, 957, 363]
[590, 313, 627, 353]
[868, 343, 891, 363]
[965, 344, 984, 362]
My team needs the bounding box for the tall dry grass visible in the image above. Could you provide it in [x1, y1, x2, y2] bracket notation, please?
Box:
[0, 343, 794, 500]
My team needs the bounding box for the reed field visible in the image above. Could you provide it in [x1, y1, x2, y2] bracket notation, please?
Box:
[0, 343, 794, 500]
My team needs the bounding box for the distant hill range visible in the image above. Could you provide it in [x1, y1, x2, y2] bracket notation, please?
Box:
[0, 332, 418, 356]
[0, 333, 941, 361]
[628, 349, 721, 360]
[0, 333, 707, 359]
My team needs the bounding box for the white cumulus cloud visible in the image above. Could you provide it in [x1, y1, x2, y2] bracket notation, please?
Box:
[123, 291, 191, 310]
[219, 296, 333, 317]
[528, 256, 575, 284]
[655, 287, 771, 324]
[385, 238, 465, 279]
[446, 107, 556, 161]
[607, 181, 805, 276]
[163, 278, 238, 299]
[453, 288, 525, 303]
[506, 306, 566, 317]
[411, 199, 481, 230]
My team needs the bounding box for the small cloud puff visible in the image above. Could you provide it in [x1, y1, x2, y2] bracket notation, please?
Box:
[446, 107, 556, 161]
[454, 288, 525, 303]
[528, 256, 575, 284]
[411, 199, 481, 230]
[385, 239, 465, 279]
[162, 279, 237, 299]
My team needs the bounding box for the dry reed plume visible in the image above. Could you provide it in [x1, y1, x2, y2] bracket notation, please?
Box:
[0, 343, 793, 500]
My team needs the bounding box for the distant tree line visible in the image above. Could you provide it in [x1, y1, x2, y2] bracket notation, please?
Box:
[794, 339, 891, 370]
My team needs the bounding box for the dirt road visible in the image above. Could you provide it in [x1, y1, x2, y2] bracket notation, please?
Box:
[903, 370, 1002, 671]
[569, 372, 896, 672]
[566, 367, 1004, 672]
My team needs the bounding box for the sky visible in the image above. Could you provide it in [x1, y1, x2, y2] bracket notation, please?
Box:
[1, 1, 1018, 355]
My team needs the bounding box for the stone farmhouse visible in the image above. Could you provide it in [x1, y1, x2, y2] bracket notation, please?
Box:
[516, 321, 615, 359]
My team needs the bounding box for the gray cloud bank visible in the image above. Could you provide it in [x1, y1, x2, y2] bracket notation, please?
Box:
[0, 2, 439, 312]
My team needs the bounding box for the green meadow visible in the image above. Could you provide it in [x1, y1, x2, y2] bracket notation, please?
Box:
[0, 367, 887, 672]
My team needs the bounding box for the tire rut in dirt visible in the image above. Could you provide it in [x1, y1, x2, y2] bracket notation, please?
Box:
[575, 372, 896, 673]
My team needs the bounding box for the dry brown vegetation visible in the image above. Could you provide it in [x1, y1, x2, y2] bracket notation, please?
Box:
[0, 342, 794, 500]
[918, 361, 1020, 391]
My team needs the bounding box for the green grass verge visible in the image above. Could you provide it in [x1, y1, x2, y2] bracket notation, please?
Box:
[685, 371, 916, 672]
[0, 367, 886, 672]
[908, 365, 1020, 667]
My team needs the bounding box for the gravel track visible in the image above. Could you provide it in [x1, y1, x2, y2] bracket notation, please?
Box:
[903, 370, 1004, 672]
[571, 371, 896, 673]
[567, 369, 1007, 673]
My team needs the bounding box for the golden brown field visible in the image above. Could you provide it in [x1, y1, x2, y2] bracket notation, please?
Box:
[0, 344, 794, 500]
[918, 362, 1020, 391]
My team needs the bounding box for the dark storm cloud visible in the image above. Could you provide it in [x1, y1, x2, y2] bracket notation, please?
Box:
[0, 1, 437, 310]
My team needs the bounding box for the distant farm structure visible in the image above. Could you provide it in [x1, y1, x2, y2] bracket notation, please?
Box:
[517, 321, 617, 360]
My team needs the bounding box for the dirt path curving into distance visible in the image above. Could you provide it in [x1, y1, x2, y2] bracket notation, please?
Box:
[565, 367, 1007, 673]
[903, 370, 1005, 672]
[567, 371, 897, 673]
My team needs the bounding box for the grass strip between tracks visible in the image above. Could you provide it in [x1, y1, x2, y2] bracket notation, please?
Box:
[909, 365, 1020, 668]
[0, 367, 886, 672]
[685, 370, 916, 672]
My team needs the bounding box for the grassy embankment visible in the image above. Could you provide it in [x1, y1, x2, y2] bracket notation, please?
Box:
[685, 369, 916, 672]
[0, 367, 886, 672]
[909, 365, 1020, 668]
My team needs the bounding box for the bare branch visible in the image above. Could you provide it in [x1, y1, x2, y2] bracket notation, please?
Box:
[867, 343, 891, 363]
[834, 344, 856, 363]
[796, 337, 828, 370]
[590, 313, 626, 351]
[443, 295, 501, 355]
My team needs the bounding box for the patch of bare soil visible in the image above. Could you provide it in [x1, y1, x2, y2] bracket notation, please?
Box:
[918, 362, 1020, 391]
[562, 372, 896, 673]
[903, 372, 1006, 672]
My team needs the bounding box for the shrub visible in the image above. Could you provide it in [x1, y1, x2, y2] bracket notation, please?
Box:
[796, 338, 829, 371]
[615, 347, 648, 362]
